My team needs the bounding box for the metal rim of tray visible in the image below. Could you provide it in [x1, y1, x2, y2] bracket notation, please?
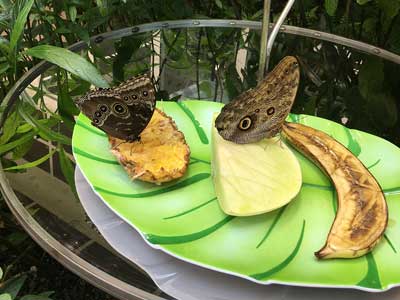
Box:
[1, 19, 400, 300]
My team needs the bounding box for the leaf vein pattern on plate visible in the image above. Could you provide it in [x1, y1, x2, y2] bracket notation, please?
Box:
[367, 159, 381, 170]
[175, 102, 209, 144]
[94, 173, 210, 198]
[256, 206, 287, 249]
[163, 197, 217, 220]
[190, 156, 211, 165]
[250, 220, 306, 280]
[146, 215, 235, 244]
[383, 187, 400, 196]
[384, 234, 397, 254]
[73, 147, 119, 165]
[344, 127, 361, 157]
[357, 252, 382, 289]
[76, 119, 107, 137]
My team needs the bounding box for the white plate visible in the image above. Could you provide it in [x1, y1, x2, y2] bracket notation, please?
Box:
[75, 166, 400, 300]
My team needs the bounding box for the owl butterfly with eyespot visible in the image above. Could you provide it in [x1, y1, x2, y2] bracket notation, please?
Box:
[75, 75, 156, 142]
[215, 56, 300, 144]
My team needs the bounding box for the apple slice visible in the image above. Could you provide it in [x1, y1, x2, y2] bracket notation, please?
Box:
[211, 115, 302, 216]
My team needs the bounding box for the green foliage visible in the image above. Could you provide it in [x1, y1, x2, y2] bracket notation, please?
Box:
[25, 46, 109, 88]
[325, 0, 339, 16]
[0, 272, 54, 300]
[9, 0, 34, 51]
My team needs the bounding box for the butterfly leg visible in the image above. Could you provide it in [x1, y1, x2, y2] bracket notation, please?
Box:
[111, 140, 128, 150]
[127, 134, 141, 143]
[269, 134, 285, 149]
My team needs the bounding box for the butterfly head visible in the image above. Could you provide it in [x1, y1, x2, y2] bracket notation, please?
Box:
[215, 56, 300, 144]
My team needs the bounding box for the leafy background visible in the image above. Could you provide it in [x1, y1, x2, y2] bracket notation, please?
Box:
[1, 0, 400, 298]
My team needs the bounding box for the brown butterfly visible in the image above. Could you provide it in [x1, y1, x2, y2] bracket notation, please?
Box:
[215, 56, 300, 144]
[75, 74, 156, 142]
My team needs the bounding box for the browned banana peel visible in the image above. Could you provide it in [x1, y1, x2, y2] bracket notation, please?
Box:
[282, 122, 388, 259]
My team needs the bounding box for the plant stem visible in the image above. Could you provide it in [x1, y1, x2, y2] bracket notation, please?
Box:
[383, 14, 399, 47]
[298, 0, 308, 27]
[195, 29, 202, 100]
[205, 29, 223, 102]
[344, 0, 351, 36]
[155, 30, 182, 86]
[358, 7, 365, 40]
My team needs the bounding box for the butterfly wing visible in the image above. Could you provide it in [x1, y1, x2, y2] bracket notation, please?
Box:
[215, 56, 300, 144]
[114, 75, 156, 113]
[75, 75, 156, 141]
[114, 74, 156, 136]
[76, 90, 145, 141]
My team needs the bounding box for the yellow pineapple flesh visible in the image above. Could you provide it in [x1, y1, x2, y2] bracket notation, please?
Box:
[109, 108, 190, 184]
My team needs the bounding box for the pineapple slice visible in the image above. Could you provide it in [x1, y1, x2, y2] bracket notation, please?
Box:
[109, 108, 190, 184]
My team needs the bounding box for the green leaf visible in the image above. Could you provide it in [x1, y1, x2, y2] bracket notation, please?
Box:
[0, 110, 19, 145]
[37, 291, 54, 298]
[9, 0, 34, 50]
[357, 0, 372, 4]
[58, 146, 76, 196]
[20, 294, 53, 300]
[377, 0, 400, 22]
[0, 131, 36, 155]
[12, 138, 33, 159]
[6, 231, 27, 246]
[112, 36, 143, 82]
[54, 27, 72, 34]
[366, 92, 398, 127]
[388, 18, 400, 52]
[69, 6, 77, 22]
[1, 157, 18, 170]
[25, 45, 109, 88]
[363, 17, 378, 36]
[0, 62, 9, 74]
[18, 108, 71, 145]
[95, 0, 107, 16]
[0, 294, 12, 300]
[325, 0, 338, 16]
[358, 57, 384, 99]
[58, 84, 79, 117]
[4, 149, 56, 171]
[215, 0, 222, 9]
[225, 63, 243, 99]
[68, 23, 89, 43]
[0, 0, 12, 9]
[0, 37, 10, 55]
[69, 80, 90, 96]
[0, 267, 3, 279]
[0, 275, 27, 299]
[16, 118, 59, 134]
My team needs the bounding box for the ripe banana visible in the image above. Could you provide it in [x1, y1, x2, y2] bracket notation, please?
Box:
[281, 122, 388, 259]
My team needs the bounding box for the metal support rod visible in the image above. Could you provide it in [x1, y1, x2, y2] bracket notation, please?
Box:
[265, 0, 296, 71]
[257, 0, 271, 83]
[258, 0, 296, 80]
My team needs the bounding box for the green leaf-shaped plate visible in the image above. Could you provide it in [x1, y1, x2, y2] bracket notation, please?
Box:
[72, 100, 400, 291]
